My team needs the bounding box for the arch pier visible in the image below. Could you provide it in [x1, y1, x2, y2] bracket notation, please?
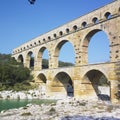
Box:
[12, 1, 120, 103]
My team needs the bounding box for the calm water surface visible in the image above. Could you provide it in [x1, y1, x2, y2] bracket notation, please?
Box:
[0, 99, 56, 112]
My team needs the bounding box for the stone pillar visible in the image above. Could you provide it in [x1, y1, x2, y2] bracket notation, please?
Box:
[34, 56, 42, 71]
[73, 67, 82, 98]
[49, 55, 58, 69]
[24, 57, 30, 68]
[110, 80, 119, 103]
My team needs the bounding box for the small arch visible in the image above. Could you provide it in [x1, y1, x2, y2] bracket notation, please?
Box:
[83, 69, 110, 101]
[27, 45, 29, 48]
[34, 42, 36, 45]
[53, 33, 57, 38]
[38, 40, 41, 44]
[104, 12, 112, 20]
[66, 28, 70, 33]
[59, 31, 63, 36]
[53, 72, 74, 97]
[43, 38, 46, 42]
[82, 21, 87, 28]
[48, 36, 51, 40]
[73, 25, 78, 31]
[92, 17, 99, 24]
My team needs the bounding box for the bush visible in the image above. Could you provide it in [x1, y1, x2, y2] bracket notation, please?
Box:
[0, 54, 33, 91]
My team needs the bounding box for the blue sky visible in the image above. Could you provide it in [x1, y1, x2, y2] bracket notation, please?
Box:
[0, 0, 113, 63]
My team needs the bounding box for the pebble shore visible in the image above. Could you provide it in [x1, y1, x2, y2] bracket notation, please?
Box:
[0, 98, 120, 120]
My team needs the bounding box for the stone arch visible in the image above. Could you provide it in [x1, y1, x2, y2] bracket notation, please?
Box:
[37, 73, 47, 84]
[82, 69, 110, 101]
[26, 51, 34, 69]
[66, 28, 70, 34]
[36, 73, 47, 98]
[37, 46, 49, 69]
[104, 12, 112, 20]
[92, 17, 99, 24]
[81, 29, 110, 64]
[53, 72, 74, 98]
[82, 21, 87, 28]
[17, 54, 24, 63]
[73, 25, 78, 31]
[54, 40, 75, 67]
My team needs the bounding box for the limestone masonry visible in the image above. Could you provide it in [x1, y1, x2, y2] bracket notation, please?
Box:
[12, 0, 120, 103]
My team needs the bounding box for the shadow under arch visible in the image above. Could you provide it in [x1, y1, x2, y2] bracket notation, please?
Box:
[53, 72, 74, 98]
[37, 73, 47, 84]
[83, 69, 110, 101]
[17, 54, 24, 63]
[26, 51, 34, 69]
[54, 40, 75, 67]
[81, 29, 110, 64]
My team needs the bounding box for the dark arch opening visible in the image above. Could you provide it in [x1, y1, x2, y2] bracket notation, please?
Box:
[73, 25, 78, 31]
[92, 17, 99, 24]
[56, 40, 75, 67]
[66, 28, 70, 33]
[83, 70, 110, 101]
[27, 51, 34, 69]
[104, 12, 112, 20]
[41, 47, 49, 69]
[59, 31, 63, 36]
[18, 54, 24, 63]
[37, 73, 47, 84]
[82, 21, 87, 28]
[53, 72, 74, 97]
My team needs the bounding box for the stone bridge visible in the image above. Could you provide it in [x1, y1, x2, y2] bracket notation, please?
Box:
[12, 0, 120, 103]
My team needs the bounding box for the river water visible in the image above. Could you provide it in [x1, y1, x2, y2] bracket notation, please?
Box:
[0, 99, 56, 112]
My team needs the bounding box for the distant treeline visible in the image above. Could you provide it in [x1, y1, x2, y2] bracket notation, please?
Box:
[42, 59, 74, 69]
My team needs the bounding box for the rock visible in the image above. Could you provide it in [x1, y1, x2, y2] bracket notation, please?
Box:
[0, 98, 120, 120]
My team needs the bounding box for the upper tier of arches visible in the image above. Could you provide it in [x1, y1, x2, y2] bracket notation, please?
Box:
[12, 1, 120, 54]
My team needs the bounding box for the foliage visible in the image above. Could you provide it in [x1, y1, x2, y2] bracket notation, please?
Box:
[41, 59, 74, 69]
[0, 53, 33, 91]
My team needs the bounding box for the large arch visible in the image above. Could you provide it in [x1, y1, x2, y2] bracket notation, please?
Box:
[26, 51, 34, 69]
[82, 69, 110, 101]
[36, 73, 47, 98]
[52, 72, 74, 98]
[54, 40, 75, 67]
[37, 73, 47, 84]
[17, 54, 24, 63]
[81, 29, 110, 64]
[37, 47, 49, 70]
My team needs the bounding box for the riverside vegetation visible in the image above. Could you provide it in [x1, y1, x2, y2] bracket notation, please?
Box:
[0, 53, 73, 91]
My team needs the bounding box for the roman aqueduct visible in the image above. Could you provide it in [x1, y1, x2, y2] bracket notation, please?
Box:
[12, 1, 120, 103]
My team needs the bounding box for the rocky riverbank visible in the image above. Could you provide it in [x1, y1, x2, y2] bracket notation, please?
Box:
[0, 86, 46, 100]
[0, 98, 120, 120]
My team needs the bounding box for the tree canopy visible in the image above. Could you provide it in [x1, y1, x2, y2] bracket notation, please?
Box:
[0, 54, 33, 91]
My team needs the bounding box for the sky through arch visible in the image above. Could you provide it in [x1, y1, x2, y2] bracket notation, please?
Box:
[88, 31, 110, 64]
